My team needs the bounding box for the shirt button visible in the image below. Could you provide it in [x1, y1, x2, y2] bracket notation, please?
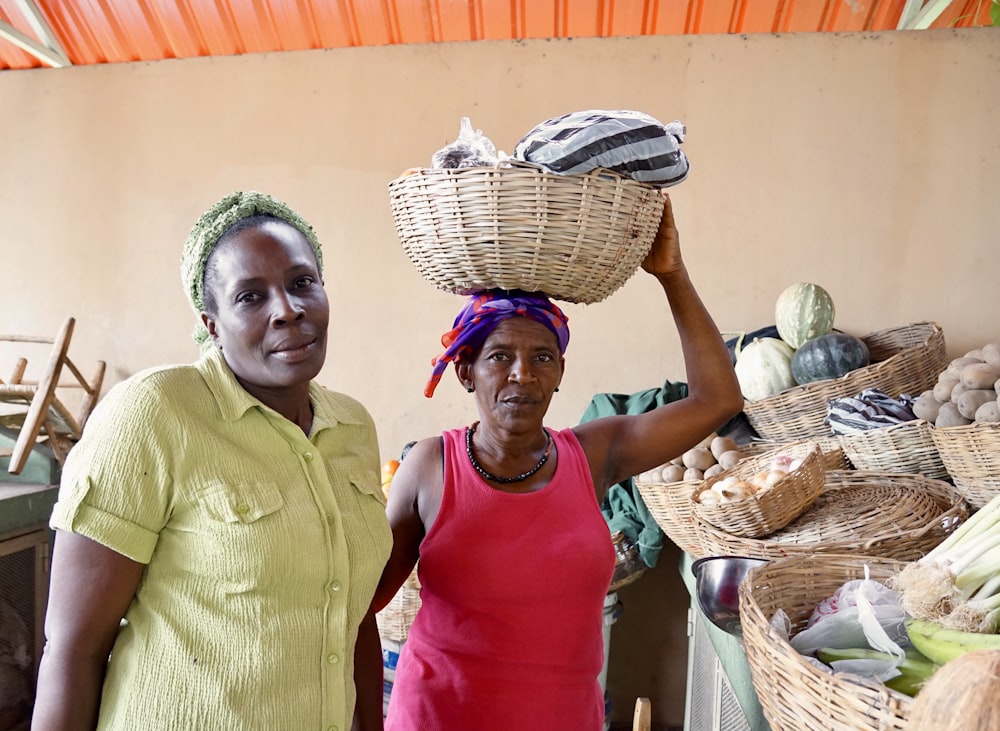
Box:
[330, 580, 342, 592]
[325, 513, 335, 525]
[328, 726, 338, 731]
[327, 653, 339, 664]
[303, 451, 314, 462]
[236, 503, 250, 515]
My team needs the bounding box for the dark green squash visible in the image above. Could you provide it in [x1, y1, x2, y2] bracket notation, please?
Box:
[791, 332, 871, 385]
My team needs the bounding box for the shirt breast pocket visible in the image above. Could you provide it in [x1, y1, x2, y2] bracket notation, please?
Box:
[199, 482, 285, 524]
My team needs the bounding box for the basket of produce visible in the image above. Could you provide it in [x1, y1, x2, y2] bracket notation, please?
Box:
[633, 433, 751, 558]
[838, 419, 948, 480]
[695, 471, 968, 562]
[691, 441, 825, 538]
[740, 320, 946, 443]
[739, 553, 914, 730]
[634, 477, 704, 558]
[911, 341, 1000, 509]
[388, 161, 664, 303]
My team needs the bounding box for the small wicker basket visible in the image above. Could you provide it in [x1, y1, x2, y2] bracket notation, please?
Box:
[387, 161, 665, 303]
[930, 421, 1000, 509]
[837, 418, 948, 480]
[376, 566, 421, 643]
[695, 470, 968, 562]
[691, 441, 825, 539]
[739, 553, 913, 731]
[742, 322, 946, 442]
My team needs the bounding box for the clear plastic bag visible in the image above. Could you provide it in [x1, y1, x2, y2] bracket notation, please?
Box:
[779, 566, 910, 682]
[430, 117, 504, 169]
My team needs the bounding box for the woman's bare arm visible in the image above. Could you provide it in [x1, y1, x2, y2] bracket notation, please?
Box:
[32, 531, 145, 731]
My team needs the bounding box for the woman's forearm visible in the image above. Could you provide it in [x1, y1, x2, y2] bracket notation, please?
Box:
[32, 645, 106, 730]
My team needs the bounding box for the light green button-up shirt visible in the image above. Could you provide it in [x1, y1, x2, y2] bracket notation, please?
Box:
[51, 348, 392, 730]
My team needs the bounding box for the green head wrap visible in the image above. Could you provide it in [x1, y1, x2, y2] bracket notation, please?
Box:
[180, 191, 324, 347]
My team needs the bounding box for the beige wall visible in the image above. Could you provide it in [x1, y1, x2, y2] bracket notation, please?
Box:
[2, 28, 997, 726]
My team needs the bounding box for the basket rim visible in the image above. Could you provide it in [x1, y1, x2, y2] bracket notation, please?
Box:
[388, 158, 663, 190]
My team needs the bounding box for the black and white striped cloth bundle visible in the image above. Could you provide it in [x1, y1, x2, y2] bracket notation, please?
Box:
[825, 388, 918, 435]
[511, 110, 690, 188]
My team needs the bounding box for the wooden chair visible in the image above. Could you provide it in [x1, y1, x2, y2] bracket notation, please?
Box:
[0, 317, 105, 475]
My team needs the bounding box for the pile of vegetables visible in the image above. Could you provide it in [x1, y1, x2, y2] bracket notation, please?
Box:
[796, 493, 1000, 700]
[693, 452, 804, 505]
[912, 341, 1000, 426]
[635, 432, 741, 484]
[733, 282, 872, 402]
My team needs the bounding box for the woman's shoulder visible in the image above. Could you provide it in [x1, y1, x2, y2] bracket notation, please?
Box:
[310, 385, 375, 426]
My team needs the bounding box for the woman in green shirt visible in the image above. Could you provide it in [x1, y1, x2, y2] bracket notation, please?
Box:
[33, 192, 392, 731]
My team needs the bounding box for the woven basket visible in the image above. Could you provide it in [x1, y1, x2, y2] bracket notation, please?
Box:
[739, 553, 913, 731]
[691, 441, 825, 539]
[838, 419, 948, 480]
[930, 421, 1000, 509]
[695, 470, 968, 561]
[742, 322, 946, 442]
[387, 162, 664, 304]
[634, 477, 705, 557]
[376, 566, 421, 642]
[634, 440, 847, 558]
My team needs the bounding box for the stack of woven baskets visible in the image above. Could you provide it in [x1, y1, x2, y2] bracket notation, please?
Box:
[632, 319, 1000, 731]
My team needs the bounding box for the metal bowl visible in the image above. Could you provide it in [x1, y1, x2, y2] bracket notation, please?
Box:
[691, 555, 769, 637]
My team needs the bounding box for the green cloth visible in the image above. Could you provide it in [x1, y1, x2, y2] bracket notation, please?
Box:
[578, 380, 689, 569]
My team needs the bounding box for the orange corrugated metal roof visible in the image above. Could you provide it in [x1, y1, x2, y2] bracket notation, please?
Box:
[0, 0, 994, 71]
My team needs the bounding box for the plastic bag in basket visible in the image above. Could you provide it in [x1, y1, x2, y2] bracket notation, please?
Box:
[512, 109, 689, 187]
[431, 117, 505, 169]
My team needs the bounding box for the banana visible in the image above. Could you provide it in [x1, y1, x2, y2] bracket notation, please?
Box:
[905, 617, 1000, 665]
[815, 646, 939, 696]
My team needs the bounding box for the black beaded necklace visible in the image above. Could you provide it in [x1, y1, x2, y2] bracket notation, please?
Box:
[465, 421, 553, 484]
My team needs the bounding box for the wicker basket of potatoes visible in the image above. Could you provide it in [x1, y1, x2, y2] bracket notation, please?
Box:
[916, 340, 1000, 508]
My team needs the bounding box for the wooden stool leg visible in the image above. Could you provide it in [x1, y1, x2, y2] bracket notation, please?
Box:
[632, 697, 651, 731]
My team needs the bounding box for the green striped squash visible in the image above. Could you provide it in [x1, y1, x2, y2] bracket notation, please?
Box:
[774, 282, 836, 349]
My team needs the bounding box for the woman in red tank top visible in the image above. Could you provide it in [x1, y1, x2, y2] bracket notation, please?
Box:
[368, 194, 744, 731]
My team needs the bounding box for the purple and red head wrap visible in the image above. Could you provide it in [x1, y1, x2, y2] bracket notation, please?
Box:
[425, 290, 570, 398]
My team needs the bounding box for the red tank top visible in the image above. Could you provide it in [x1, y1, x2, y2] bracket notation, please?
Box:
[385, 426, 616, 731]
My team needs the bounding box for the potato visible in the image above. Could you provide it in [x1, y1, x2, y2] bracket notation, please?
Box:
[660, 464, 686, 483]
[981, 343, 1000, 365]
[697, 432, 718, 450]
[717, 449, 743, 471]
[670, 454, 685, 466]
[964, 348, 984, 360]
[710, 435, 739, 461]
[961, 362, 1000, 390]
[683, 467, 704, 482]
[948, 356, 984, 377]
[996, 379, 1000, 397]
[974, 400, 1000, 423]
[703, 463, 725, 479]
[936, 401, 973, 428]
[934, 375, 960, 403]
[682, 446, 716, 472]
[957, 389, 997, 419]
[913, 390, 942, 423]
[951, 381, 971, 403]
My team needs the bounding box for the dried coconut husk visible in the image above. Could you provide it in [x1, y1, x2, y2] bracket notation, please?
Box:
[907, 650, 1000, 730]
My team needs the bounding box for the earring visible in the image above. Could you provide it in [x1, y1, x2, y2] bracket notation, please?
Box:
[554, 387, 560, 392]
[466, 386, 474, 393]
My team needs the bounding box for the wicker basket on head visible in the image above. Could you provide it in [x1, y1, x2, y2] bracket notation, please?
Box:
[695, 470, 968, 562]
[387, 161, 665, 304]
[739, 553, 913, 731]
[930, 421, 1000, 509]
[837, 418, 948, 480]
[691, 441, 826, 539]
[741, 322, 946, 442]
